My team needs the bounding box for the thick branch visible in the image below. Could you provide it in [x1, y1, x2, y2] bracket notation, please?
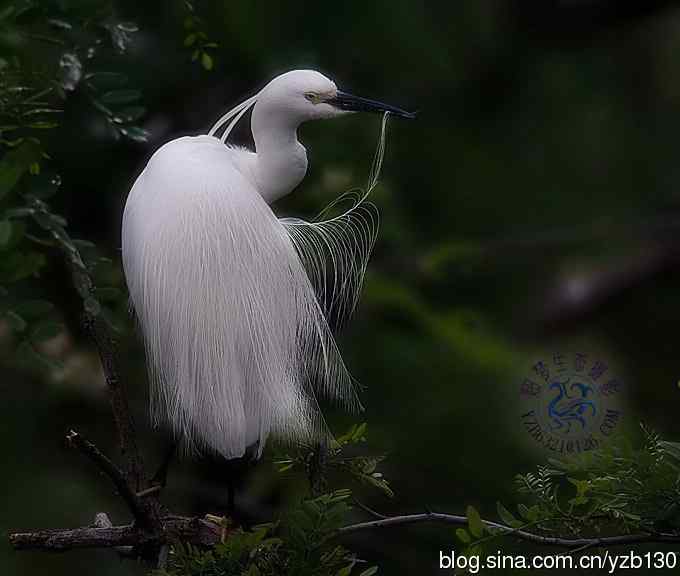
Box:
[9, 516, 223, 552]
[9, 525, 139, 551]
[338, 512, 680, 550]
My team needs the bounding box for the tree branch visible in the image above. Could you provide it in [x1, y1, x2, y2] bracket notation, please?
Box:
[27, 195, 146, 492]
[84, 312, 145, 490]
[9, 515, 223, 551]
[65, 430, 151, 530]
[7, 200, 164, 560]
[13, 507, 680, 555]
[80, 297, 144, 488]
[338, 511, 680, 550]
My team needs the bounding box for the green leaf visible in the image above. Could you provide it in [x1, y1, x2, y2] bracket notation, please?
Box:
[113, 106, 146, 123]
[15, 340, 62, 372]
[497, 501, 523, 529]
[27, 122, 59, 130]
[29, 171, 61, 199]
[660, 441, 680, 463]
[0, 221, 27, 252]
[547, 457, 568, 470]
[567, 477, 590, 498]
[335, 563, 354, 576]
[0, 6, 15, 21]
[522, 505, 541, 522]
[468, 544, 483, 558]
[5, 310, 27, 332]
[466, 505, 485, 538]
[14, 299, 53, 319]
[119, 126, 149, 142]
[96, 286, 123, 302]
[33, 211, 67, 230]
[201, 52, 214, 71]
[91, 99, 114, 117]
[0, 141, 41, 200]
[0, 251, 46, 282]
[456, 528, 471, 543]
[184, 33, 196, 47]
[31, 322, 64, 342]
[359, 567, 378, 576]
[4, 207, 34, 219]
[0, 220, 11, 247]
[72, 239, 96, 250]
[85, 72, 129, 90]
[100, 89, 142, 105]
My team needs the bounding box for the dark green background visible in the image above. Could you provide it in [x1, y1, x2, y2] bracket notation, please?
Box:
[4, 1, 680, 574]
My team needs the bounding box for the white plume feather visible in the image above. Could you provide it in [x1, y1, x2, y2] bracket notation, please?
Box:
[122, 87, 388, 459]
[282, 114, 387, 328]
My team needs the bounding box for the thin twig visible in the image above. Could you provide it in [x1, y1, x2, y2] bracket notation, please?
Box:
[65, 430, 150, 530]
[337, 511, 680, 549]
[137, 485, 163, 498]
[352, 498, 388, 520]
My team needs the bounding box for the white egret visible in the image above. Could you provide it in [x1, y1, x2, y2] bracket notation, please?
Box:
[121, 70, 413, 462]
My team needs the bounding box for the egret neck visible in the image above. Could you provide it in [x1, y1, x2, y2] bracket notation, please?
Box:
[250, 102, 308, 204]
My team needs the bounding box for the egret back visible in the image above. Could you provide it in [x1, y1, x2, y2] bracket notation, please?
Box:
[122, 135, 359, 459]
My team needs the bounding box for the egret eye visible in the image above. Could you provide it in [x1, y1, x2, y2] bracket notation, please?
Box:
[304, 92, 319, 103]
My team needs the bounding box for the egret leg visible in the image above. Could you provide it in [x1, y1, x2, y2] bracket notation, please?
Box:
[151, 443, 176, 487]
[308, 441, 328, 496]
[223, 445, 259, 516]
[226, 476, 235, 514]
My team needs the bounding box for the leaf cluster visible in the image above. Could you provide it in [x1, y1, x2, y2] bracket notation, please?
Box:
[0, 0, 143, 371]
[455, 426, 680, 560]
[275, 423, 394, 498]
[154, 491, 378, 576]
[182, 1, 219, 71]
[0, 0, 148, 144]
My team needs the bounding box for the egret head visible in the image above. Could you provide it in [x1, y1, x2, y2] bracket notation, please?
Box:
[256, 69, 415, 125]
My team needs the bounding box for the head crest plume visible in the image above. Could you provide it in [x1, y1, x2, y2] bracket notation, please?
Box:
[207, 91, 260, 142]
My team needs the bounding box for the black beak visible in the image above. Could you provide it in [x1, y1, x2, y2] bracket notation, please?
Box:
[327, 90, 416, 119]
